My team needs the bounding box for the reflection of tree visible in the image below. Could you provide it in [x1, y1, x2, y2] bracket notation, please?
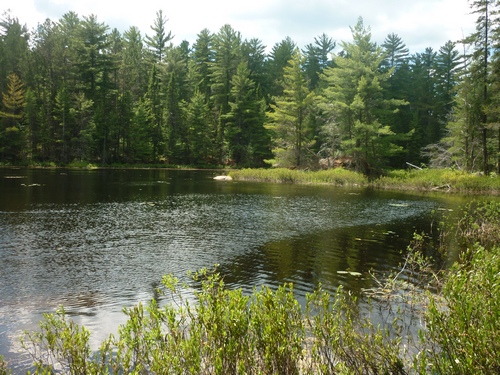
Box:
[219, 218, 431, 298]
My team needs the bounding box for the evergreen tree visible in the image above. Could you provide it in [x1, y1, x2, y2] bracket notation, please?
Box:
[210, 24, 242, 163]
[122, 26, 147, 100]
[436, 41, 462, 126]
[225, 62, 269, 165]
[303, 33, 336, 90]
[0, 72, 26, 161]
[486, 1, 500, 173]
[189, 29, 214, 103]
[0, 12, 29, 91]
[267, 37, 296, 99]
[145, 64, 164, 162]
[187, 91, 212, 164]
[130, 98, 154, 162]
[164, 69, 185, 163]
[145, 10, 173, 63]
[184, 90, 213, 164]
[410, 48, 440, 148]
[77, 15, 111, 101]
[320, 18, 405, 174]
[267, 49, 314, 167]
[381, 33, 409, 70]
[462, 0, 496, 173]
[28, 18, 59, 161]
[241, 38, 269, 102]
[69, 92, 95, 161]
[380, 34, 415, 166]
[76, 15, 116, 163]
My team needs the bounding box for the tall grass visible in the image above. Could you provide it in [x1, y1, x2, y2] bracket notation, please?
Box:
[230, 167, 500, 193]
[229, 167, 367, 186]
[377, 168, 500, 193]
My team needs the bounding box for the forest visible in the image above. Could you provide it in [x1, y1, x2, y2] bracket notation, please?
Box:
[0, 1, 499, 175]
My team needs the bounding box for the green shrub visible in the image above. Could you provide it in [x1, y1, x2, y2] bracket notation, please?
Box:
[0, 357, 11, 375]
[417, 244, 500, 374]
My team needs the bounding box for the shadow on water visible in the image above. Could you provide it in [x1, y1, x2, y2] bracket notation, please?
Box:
[217, 215, 441, 297]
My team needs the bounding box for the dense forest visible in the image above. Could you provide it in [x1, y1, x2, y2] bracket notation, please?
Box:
[0, 1, 499, 174]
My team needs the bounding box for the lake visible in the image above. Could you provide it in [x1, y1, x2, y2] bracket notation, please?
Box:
[0, 168, 472, 372]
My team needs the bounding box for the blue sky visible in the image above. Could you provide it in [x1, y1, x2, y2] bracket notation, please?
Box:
[4, 0, 476, 53]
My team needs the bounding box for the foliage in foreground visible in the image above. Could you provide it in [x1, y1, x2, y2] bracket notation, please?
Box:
[4, 201, 500, 374]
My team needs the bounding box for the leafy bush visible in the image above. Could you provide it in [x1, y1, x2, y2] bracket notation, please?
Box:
[0, 357, 11, 375]
[417, 244, 500, 374]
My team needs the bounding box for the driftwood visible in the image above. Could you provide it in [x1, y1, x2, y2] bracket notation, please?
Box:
[431, 184, 451, 191]
[406, 162, 422, 170]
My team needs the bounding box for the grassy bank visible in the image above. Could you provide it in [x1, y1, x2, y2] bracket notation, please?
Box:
[229, 167, 368, 186]
[229, 167, 500, 193]
[2, 201, 499, 374]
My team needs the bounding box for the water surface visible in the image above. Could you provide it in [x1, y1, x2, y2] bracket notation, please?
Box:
[0, 168, 465, 372]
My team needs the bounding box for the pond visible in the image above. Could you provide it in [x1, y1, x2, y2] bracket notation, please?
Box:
[0, 168, 473, 372]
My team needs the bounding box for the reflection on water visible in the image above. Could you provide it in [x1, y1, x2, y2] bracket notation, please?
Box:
[0, 168, 461, 373]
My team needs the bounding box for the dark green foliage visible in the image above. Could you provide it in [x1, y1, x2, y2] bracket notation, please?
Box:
[145, 10, 173, 63]
[0, 72, 26, 161]
[318, 18, 406, 174]
[267, 36, 296, 98]
[267, 49, 315, 168]
[0, 4, 496, 172]
[302, 33, 336, 90]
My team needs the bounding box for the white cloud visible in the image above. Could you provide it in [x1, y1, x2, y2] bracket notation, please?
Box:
[4, 0, 476, 53]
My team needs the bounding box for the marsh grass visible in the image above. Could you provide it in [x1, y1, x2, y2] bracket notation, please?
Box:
[377, 168, 500, 193]
[229, 167, 367, 186]
[230, 167, 500, 193]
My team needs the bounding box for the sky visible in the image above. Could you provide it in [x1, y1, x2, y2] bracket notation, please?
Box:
[3, 0, 476, 54]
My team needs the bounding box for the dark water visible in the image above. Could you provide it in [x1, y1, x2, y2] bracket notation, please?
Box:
[0, 168, 469, 372]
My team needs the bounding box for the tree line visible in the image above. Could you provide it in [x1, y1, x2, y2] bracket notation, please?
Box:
[0, 1, 499, 174]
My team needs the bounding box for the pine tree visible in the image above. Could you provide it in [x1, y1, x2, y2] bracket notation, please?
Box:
[0, 72, 26, 161]
[122, 26, 147, 100]
[0, 12, 29, 91]
[184, 90, 213, 164]
[266, 37, 296, 98]
[224, 62, 269, 165]
[320, 18, 405, 174]
[241, 38, 269, 101]
[145, 64, 164, 162]
[189, 29, 214, 103]
[462, 0, 496, 173]
[381, 33, 409, 70]
[303, 33, 335, 90]
[267, 49, 314, 167]
[145, 10, 173, 63]
[486, 1, 500, 173]
[210, 24, 242, 163]
[130, 98, 154, 162]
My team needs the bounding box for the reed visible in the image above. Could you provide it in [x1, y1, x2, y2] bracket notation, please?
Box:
[229, 167, 367, 186]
